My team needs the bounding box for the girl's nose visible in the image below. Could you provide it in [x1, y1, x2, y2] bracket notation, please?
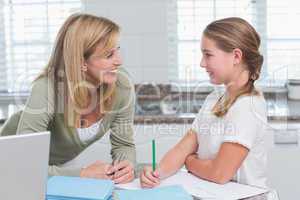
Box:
[200, 57, 206, 68]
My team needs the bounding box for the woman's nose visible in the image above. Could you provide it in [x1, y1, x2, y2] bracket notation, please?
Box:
[113, 54, 122, 67]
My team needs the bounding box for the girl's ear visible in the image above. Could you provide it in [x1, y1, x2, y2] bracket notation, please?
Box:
[232, 48, 243, 65]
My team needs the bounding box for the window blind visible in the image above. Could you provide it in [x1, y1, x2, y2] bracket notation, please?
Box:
[267, 0, 300, 81]
[0, 0, 81, 93]
[171, 0, 300, 82]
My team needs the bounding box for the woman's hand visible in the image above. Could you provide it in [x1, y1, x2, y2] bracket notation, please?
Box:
[139, 166, 160, 188]
[112, 160, 135, 184]
[80, 160, 115, 179]
[185, 153, 198, 172]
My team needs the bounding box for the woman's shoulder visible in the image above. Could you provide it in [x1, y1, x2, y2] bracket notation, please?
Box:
[114, 67, 135, 106]
[116, 67, 134, 90]
[31, 75, 55, 100]
[32, 75, 54, 89]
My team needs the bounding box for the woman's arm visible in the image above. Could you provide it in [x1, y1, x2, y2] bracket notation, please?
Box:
[158, 129, 198, 179]
[109, 71, 136, 183]
[14, 78, 84, 176]
[185, 142, 248, 184]
[110, 83, 136, 166]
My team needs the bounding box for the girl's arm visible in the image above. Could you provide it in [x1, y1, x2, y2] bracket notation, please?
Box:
[158, 129, 198, 179]
[185, 142, 249, 184]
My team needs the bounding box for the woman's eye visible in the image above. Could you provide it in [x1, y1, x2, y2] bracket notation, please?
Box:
[105, 47, 120, 59]
[106, 52, 113, 58]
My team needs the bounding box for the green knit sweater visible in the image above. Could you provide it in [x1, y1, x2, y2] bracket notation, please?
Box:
[0, 68, 136, 177]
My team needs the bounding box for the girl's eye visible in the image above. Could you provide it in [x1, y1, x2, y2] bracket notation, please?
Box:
[205, 53, 212, 57]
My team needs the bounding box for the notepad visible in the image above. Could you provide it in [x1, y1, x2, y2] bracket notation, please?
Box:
[47, 176, 114, 200]
[115, 185, 193, 200]
[116, 171, 268, 200]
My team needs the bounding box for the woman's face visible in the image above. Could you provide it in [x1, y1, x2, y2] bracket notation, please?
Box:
[200, 36, 236, 85]
[85, 43, 122, 85]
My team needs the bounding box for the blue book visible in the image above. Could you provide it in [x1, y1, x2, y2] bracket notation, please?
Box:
[115, 185, 193, 200]
[47, 176, 114, 200]
[46, 196, 113, 200]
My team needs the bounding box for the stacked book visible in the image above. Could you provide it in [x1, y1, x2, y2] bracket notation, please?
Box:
[46, 176, 114, 200]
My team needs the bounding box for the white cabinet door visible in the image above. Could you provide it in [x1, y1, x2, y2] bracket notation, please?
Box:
[267, 144, 300, 200]
[266, 122, 300, 200]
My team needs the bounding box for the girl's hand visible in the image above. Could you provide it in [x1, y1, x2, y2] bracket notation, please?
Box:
[139, 165, 160, 188]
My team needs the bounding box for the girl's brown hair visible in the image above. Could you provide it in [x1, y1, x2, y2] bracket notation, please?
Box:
[203, 17, 263, 117]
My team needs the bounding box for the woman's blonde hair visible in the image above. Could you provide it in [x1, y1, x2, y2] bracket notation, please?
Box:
[37, 13, 120, 126]
[203, 17, 264, 117]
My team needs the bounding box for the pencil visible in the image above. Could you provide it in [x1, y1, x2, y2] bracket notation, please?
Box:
[152, 139, 156, 171]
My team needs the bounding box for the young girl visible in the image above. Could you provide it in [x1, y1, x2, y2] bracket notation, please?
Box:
[0, 13, 136, 184]
[140, 17, 267, 188]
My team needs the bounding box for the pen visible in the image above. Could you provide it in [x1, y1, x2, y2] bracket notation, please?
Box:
[108, 152, 125, 176]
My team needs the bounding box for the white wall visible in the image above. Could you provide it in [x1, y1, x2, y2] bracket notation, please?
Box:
[82, 0, 170, 84]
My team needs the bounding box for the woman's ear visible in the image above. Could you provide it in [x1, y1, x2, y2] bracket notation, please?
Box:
[82, 62, 88, 72]
[232, 48, 243, 65]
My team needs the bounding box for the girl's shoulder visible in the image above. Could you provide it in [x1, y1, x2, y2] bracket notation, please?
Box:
[207, 87, 266, 110]
[228, 91, 267, 122]
[235, 89, 266, 109]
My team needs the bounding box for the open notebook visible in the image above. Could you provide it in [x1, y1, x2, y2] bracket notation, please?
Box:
[116, 171, 268, 200]
[115, 185, 193, 200]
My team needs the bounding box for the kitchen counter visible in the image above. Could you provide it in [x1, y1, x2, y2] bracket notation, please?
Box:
[1, 86, 300, 125]
[1, 109, 300, 125]
[134, 113, 300, 124]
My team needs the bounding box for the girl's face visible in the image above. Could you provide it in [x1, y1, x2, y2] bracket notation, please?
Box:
[200, 36, 236, 85]
[85, 43, 122, 85]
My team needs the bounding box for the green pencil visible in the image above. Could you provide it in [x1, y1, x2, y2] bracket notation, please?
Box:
[152, 139, 156, 171]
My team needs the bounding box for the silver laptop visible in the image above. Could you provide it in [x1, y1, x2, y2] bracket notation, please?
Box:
[0, 131, 50, 200]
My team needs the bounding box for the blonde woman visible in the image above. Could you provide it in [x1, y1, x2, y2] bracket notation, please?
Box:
[140, 17, 268, 189]
[0, 13, 136, 184]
